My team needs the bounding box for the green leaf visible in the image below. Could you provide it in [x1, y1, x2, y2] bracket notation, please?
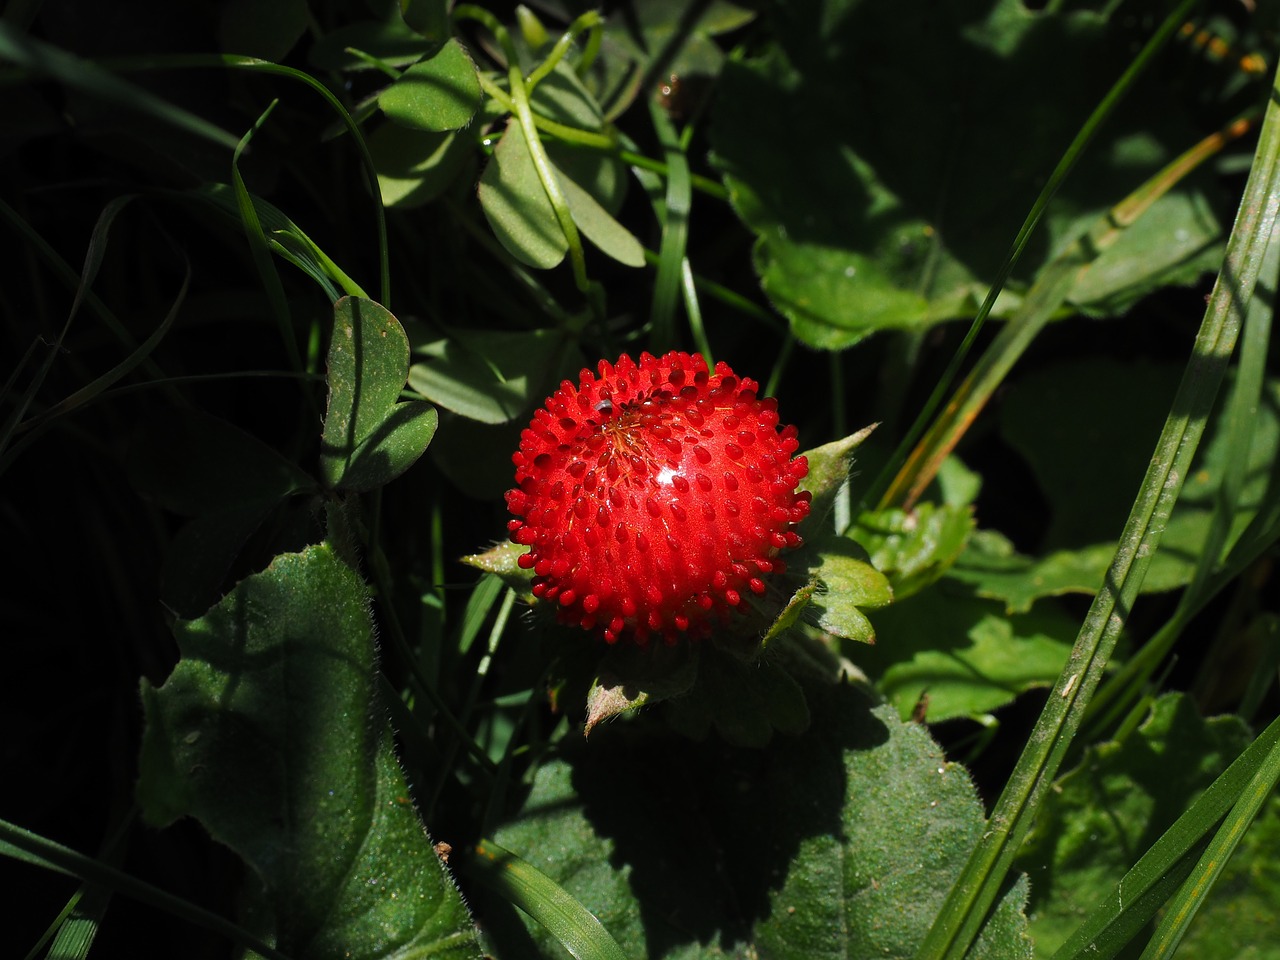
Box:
[379, 39, 482, 132]
[795, 424, 877, 538]
[321, 297, 436, 490]
[950, 530, 1190, 615]
[709, 0, 1226, 348]
[189, 183, 363, 299]
[1014, 694, 1252, 957]
[341, 400, 439, 492]
[399, 0, 449, 44]
[461, 540, 533, 587]
[408, 328, 569, 424]
[806, 536, 894, 644]
[467, 840, 631, 960]
[137, 544, 480, 959]
[478, 118, 569, 269]
[527, 60, 605, 131]
[0, 23, 241, 151]
[556, 164, 645, 268]
[309, 18, 432, 72]
[663, 647, 810, 746]
[1000, 360, 1280, 591]
[585, 643, 699, 736]
[854, 583, 1077, 722]
[217, 0, 307, 60]
[370, 123, 472, 208]
[489, 682, 1027, 958]
[849, 502, 975, 601]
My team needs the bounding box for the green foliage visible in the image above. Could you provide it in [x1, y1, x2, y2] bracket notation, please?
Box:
[137, 544, 479, 959]
[4, 0, 1279, 957]
[710, 0, 1226, 349]
[321, 296, 438, 491]
[489, 684, 1030, 960]
[379, 39, 483, 133]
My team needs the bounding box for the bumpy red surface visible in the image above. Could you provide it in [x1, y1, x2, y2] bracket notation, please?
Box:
[505, 351, 810, 645]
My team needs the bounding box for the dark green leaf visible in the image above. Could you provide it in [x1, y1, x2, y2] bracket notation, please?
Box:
[399, 0, 449, 44]
[379, 39, 482, 133]
[309, 18, 432, 71]
[370, 123, 472, 208]
[478, 119, 568, 269]
[217, 0, 307, 60]
[490, 682, 1027, 958]
[1000, 361, 1280, 592]
[340, 400, 438, 492]
[137, 544, 480, 959]
[321, 297, 434, 490]
[129, 406, 314, 516]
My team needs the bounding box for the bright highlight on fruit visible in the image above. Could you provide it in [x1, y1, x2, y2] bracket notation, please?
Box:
[506, 351, 811, 645]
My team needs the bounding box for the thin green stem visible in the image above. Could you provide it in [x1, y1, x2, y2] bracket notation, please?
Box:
[525, 10, 602, 92]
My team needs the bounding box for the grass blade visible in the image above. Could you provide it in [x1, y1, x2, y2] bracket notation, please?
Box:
[0, 819, 293, 960]
[1052, 711, 1280, 959]
[1135, 726, 1280, 958]
[465, 839, 631, 960]
[915, 54, 1280, 960]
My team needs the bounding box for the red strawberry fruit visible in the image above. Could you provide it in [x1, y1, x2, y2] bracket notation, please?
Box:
[505, 351, 811, 645]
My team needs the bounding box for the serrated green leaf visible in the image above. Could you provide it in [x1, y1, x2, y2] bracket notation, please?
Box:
[950, 530, 1191, 614]
[854, 582, 1077, 722]
[849, 502, 975, 601]
[808, 537, 894, 644]
[478, 118, 568, 269]
[1014, 694, 1252, 957]
[490, 683, 1027, 958]
[379, 39, 482, 132]
[137, 544, 480, 959]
